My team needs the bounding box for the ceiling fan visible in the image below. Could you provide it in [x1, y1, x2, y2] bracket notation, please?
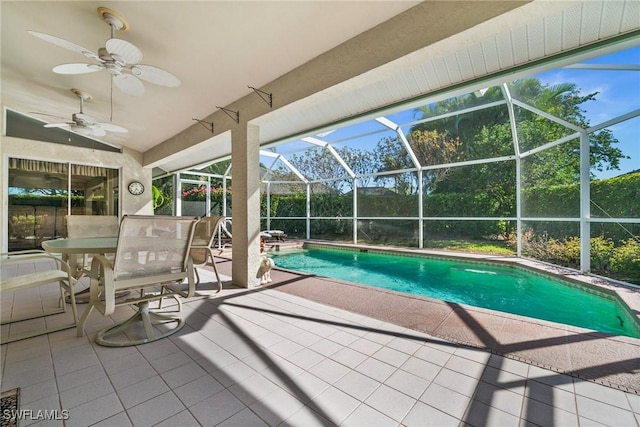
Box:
[28, 7, 180, 97]
[34, 88, 128, 137]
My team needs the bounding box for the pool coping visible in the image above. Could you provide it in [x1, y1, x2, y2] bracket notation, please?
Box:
[259, 240, 640, 394]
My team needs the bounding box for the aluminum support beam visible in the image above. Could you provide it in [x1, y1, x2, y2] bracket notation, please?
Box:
[580, 131, 591, 273]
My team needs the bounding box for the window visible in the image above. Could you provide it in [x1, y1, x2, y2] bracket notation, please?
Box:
[8, 157, 119, 251]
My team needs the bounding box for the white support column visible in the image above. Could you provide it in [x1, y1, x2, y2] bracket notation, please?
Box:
[418, 169, 423, 248]
[378, 116, 424, 247]
[266, 181, 271, 230]
[205, 177, 211, 216]
[173, 173, 181, 216]
[222, 177, 228, 217]
[67, 163, 72, 216]
[306, 183, 311, 239]
[224, 163, 232, 218]
[231, 124, 261, 288]
[502, 84, 522, 257]
[515, 158, 522, 257]
[352, 178, 358, 244]
[579, 131, 591, 273]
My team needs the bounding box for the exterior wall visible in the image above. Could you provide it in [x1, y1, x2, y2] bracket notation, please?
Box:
[1, 135, 152, 252]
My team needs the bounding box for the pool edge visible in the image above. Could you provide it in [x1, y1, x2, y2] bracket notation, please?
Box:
[294, 239, 640, 337]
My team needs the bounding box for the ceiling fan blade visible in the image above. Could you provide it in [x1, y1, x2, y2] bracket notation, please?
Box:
[73, 126, 95, 136]
[90, 128, 107, 137]
[44, 122, 72, 128]
[99, 123, 129, 133]
[113, 74, 145, 96]
[131, 64, 181, 87]
[75, 113, 99, 126]
[53, 63, 103, 74]
[105, 38, 143, 65]
[27, 30, 98, 59]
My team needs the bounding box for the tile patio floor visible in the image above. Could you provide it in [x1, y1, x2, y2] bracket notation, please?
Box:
[1, 254, 639, 426]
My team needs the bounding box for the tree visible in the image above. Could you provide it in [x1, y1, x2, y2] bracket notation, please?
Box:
[373, 136, 414, 194]
[414, 78, 626, 191]
[415, 87, 506, 149]
[285, 146, 379, 193]
[336, 146, 377, 190]
[407, 129, 462, 192]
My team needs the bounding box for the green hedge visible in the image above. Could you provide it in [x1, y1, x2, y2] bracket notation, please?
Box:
[523, 172, 640, 218]
[9, 194, 87, 207]
[257, 173, 638, 240]
[522, 173, 640, 240]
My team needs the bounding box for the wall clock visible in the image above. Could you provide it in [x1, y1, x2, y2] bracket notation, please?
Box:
[128, 181, 144, 195]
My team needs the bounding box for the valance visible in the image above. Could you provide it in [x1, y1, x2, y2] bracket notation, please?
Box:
[9, 158, 110, 177]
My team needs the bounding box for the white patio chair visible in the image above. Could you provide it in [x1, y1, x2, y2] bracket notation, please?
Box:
[1, 250, 78, 343]
[65, 215, 120, 279]
[189, 216, 225, 293]
[76, 215, 199, 346]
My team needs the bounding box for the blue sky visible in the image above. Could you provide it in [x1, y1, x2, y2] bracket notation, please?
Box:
[534, 45, 639, 179]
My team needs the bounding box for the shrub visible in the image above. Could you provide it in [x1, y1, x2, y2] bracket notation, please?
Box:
[590, 236, 615, 273]
[546, 236, 581, 269]
[9, 213, 42, 238]
[519, 231, 639, 284]
[609, 239, 640, 283]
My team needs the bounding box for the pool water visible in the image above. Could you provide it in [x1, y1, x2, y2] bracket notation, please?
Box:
[271, 247, 640, 338]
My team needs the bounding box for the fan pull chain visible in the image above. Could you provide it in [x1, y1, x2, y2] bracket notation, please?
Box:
[110, 78, 113, 122]
[109, 19, 115, 122]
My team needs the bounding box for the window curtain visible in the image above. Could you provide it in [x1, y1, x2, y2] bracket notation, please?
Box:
[9, 159, 108, 177]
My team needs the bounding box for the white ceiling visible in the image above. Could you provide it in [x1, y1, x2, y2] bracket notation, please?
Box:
[252, 0, 640, 143]
[2, 1, 639, 174]
[1, 1, 419, 150]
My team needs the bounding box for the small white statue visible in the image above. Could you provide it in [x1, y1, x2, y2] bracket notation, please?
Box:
[257, 255, 275, 285]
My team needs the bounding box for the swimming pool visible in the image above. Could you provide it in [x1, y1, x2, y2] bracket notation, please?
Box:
[271, 245, 640, 339]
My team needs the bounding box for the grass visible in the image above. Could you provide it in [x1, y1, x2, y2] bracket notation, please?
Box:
[424, 239, 516, 255]
[348, 236, 517, 256]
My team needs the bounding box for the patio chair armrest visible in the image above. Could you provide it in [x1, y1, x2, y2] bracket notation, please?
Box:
[2, 249, 71, 268]
[1, 250, 75, 290]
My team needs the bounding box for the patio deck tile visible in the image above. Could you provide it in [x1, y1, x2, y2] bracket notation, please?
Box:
[364, 383, 417, 422]
[403, 400, 460, 427]
[117, 375, 170, 410]
[60, 377, 115, 410]
[126, 391, 186, 427]
[1, 254, 639, 426]
[419, 382, 472, 420]
[174, 374, 225, 407]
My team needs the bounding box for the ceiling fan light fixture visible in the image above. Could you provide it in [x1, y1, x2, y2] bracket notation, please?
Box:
[31, 9, 179, 96]
[109, 53, 126, 66]
[97, 7, 129, 31]
[34, 88, 129, 137]
[98, 47, 112, 61]
[105, 63, 122, 75]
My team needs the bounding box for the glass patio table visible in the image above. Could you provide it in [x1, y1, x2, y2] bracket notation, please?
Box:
[42, 237, 118, 255]
[42, 237, 119, 302]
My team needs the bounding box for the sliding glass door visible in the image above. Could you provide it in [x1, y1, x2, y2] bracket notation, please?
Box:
[7, 158, 119, 251]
